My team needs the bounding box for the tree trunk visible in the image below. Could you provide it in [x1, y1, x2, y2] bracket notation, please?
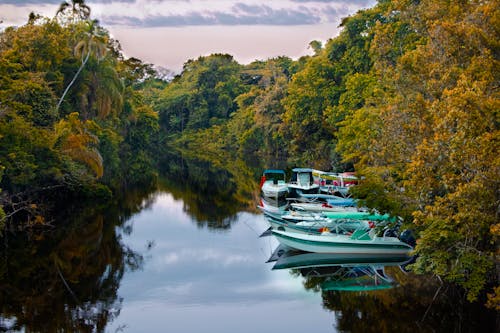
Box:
[56, 49, 91, 113]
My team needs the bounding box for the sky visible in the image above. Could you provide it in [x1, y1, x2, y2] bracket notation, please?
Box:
[0, 0, 377, 73]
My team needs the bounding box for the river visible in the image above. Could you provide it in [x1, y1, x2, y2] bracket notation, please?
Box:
[0, 155, 496, 332]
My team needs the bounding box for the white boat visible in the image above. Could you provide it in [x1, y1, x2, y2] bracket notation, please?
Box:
[291, 202, 361, 212]
[258, 196, 288, 218]
[287, 168, 320, 196]
[260, 169, 289, 199]
[294, 191, 357, 204]
[271, 229, 413, 255]
[312, 169, 358, 198]
[266, 212, 374, 235]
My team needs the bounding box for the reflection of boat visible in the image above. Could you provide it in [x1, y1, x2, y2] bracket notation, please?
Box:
[320, 267, 394, 292]
[260, 169, 289, 199]
[271, 229, 413, 255]
[271, 250, 411, 270]
[269, 247, 411, 292]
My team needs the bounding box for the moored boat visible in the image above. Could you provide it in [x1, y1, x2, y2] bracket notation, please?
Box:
[293, 191, 358, 205]
[291, 202, 361, 212]
[313, 169, 358, 197]
[260, 169, 289, 199]
[287, 168, 320, 197]
[271, 228, 413, 255]
[265, 212, 375, 235]
[257, 196, 288, 218]
[321, 211, 396, 222]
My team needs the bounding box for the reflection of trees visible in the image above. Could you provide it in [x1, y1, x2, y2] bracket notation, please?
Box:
[285, 262, 497, 332]
[0, 201, 144, 332]
[314, 267, 498, 333]
[157, 151, 261, 229]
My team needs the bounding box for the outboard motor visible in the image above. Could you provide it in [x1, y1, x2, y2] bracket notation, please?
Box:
[400, 229, 416, 248]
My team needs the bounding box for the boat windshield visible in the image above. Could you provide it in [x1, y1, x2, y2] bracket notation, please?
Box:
[298, 172, 312, 186]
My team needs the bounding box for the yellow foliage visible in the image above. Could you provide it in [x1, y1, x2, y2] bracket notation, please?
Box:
[490, 224, 500, 237]
[486, 286, 500, 311]
[54, 112, 103, 178]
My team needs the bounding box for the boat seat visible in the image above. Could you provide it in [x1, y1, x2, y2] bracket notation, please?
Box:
[350, 229, 372, 241]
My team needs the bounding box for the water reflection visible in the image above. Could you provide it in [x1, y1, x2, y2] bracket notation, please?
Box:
[0, 153, 266, 332]
[106, 193, 335, 333]
[0, 206, 143, 332]
[0, 152, 497, 332]
[267, 245, 498, 332]
[157, 151, 262, 229]
[269, 246, 411, 292]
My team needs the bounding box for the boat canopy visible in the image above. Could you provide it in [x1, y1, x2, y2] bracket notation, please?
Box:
[263, 169, 286, 175]
[292, 168, 314, 173]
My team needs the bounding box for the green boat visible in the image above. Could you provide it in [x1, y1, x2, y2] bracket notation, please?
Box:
[321, 211, 397, 222]
[271, 229, 413, 255]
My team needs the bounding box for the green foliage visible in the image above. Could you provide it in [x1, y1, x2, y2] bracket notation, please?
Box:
[156, 54, 247, 132]
[0, 9, 163, 229]
[335, 0, 500, 301]
[0, 0, 498, 305]
[54, 112, 103, 178]
[175, 57, 293, 163]
[278, 5, 385, 168]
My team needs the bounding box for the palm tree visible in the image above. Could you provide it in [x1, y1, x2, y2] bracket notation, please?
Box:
[56, 0, 91, 23]
[56, 19, 107, 113]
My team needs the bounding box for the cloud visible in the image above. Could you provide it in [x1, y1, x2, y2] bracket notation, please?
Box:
[0, 0, 136, 4]
[0, 0, 61, 3]
[102, 5, 322, 27]
[1, 1, 377, 28]
[96, 0, 376, 27]
[291, 0, 373, 4]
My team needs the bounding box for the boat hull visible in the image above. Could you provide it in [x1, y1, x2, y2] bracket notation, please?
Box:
[271, 229, 413, 255]
[261, 181, 288, 199]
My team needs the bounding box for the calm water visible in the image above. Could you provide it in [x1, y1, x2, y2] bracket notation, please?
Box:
[106, 192, 334, 333]
[0, 156, 497, 332]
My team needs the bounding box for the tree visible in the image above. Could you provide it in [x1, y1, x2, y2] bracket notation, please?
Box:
[54, 112, 103, 179]
[335, 0, 500, 301]
[56, 19, 108, 113]
[308, 40, 323, 55]
[56, 0, 91, 24]
[156, 54, 246, 132]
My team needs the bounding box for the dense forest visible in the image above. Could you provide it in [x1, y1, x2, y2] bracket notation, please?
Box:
[0, 0, 498, 309]
[0, 1, 165, 229]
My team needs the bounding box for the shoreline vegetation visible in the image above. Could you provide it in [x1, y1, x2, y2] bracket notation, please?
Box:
[0, 0, 498, 309]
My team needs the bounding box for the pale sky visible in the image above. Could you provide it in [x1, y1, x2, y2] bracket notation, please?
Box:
[0, 0, 377, 73]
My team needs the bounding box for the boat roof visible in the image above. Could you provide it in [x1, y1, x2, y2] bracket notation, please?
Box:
[263, 169, 285, 174]
[292, 168, 313, 173]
